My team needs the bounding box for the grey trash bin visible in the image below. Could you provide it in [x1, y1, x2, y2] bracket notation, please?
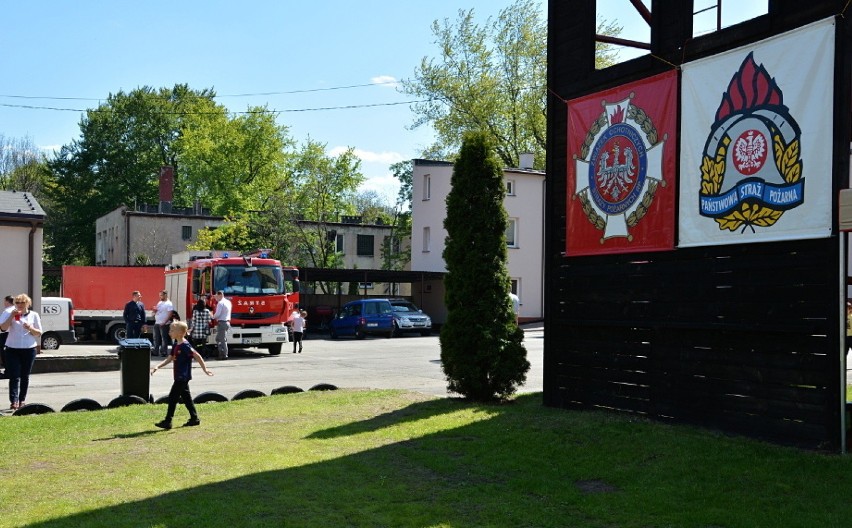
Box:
[118, 338, 152, 401]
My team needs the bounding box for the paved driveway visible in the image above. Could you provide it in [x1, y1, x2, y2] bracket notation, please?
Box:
[12, 328, 544, 411]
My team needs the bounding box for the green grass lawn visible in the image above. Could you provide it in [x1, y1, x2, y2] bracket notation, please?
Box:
[1, 389, 852, 528]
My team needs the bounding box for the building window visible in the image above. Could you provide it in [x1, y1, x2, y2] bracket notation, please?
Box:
[506, 218, 518, 248]
[181, 225, 192, 241]
[423, 226, 431, 252]
[423, 174, 431, 200]
[510, 278, 520, 296]
[506, 180, 516, 196]
[336, 233, 345, 253]
[357, 234, 375, 256]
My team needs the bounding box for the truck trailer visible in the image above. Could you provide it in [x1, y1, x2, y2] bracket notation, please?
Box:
[60, 265, 164, 342]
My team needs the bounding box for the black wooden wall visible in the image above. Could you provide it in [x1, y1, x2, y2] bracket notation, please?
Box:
[545, 0, 852, 450]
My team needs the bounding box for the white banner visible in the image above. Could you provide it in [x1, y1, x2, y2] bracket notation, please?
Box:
[678, 18, 835, 247]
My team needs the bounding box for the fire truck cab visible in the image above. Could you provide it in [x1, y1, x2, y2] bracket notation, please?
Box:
[165, 250, 299, 355]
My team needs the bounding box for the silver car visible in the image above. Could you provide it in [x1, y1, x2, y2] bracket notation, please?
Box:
[389, 299, 432, 336]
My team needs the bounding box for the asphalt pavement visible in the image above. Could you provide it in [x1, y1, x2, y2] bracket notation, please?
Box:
[2, 324, 544, 413]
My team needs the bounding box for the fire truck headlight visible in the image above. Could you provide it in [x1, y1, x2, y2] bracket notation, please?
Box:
[274, 326, 287, 333]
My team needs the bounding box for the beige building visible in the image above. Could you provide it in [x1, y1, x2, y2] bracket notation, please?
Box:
[299, 217, 410, 297]
[0, 191, 45, 306]
[411, 157, 545, 323]
[95, 204, 225, 266]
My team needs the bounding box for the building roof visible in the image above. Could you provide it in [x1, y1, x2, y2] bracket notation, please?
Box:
[0, 190, 45, 221]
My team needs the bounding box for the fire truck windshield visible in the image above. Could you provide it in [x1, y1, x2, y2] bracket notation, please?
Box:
[213, 265, 286, 295]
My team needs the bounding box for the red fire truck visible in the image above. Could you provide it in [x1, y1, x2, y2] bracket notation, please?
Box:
[165, 250, 299, 355]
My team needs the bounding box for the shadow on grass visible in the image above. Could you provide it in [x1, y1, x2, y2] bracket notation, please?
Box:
[307, 396, 474, 439]
[25, 393, 594, 528]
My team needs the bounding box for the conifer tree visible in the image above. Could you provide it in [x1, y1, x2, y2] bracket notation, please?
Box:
[440, 131, 529, 401]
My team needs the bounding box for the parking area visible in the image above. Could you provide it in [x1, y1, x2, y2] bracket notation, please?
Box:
[16, 326, 544, 411]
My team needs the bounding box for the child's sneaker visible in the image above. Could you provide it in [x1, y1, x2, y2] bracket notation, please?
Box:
[155, 420, 172, 430]
[184, 418, 201, 427]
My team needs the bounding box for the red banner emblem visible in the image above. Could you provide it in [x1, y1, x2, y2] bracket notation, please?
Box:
[566, 71, 678, 256]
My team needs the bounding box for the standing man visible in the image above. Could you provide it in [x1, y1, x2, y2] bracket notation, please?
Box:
[123, 291, 145, 339]
[152, 290, 174, 357]
[0, 295, 12, 378]
[212, 290, 232, 360]
[509, 292, 521, 325]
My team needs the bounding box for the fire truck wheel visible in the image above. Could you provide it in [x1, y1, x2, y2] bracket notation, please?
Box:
[268, 343, 282, 355]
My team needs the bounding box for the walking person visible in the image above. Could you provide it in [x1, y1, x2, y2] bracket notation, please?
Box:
[123, 290, 145, 339]
[291, 309, 306, 353]
[212, 290, 232, 360]
[0, 294, 43, 410]
[152, 290, 174, 357]
[150, 321, 213, 429]
[0, 295, 13, 378]
[188, 299, 212, 356]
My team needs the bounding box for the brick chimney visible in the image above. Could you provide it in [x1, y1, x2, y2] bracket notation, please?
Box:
[159, 166, 174, 214]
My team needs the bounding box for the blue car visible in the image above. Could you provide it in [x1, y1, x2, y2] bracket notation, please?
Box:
[329, 299, 395, 339]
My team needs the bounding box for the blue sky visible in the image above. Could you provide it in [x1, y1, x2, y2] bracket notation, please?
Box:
[0, 1, 766, 202]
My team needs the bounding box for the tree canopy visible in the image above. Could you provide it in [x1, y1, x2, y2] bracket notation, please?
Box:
[46, 84, 290, 264]
[400, 0, 620, 169]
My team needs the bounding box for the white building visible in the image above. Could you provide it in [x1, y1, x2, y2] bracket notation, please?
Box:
[0, 191, 45, 307]
[411, 157, 545, 323]
[95, 204, 225, 266]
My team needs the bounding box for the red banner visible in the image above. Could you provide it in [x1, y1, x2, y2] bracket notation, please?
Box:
[566, 71, 677, 256]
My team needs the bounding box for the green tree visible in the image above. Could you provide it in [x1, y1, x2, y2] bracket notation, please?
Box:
[400, 0, 620, 168]
[385, 160, 413, 271]
[46, 84, 290, 264]
[440, 131, 528, 401]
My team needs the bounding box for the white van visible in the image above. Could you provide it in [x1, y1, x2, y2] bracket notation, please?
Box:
[39, 297, 78, 350]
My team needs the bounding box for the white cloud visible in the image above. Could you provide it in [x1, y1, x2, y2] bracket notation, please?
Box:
[370, 75, 399, 88]
[329, 146, 405, 165]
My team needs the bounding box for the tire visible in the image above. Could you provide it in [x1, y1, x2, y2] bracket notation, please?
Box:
[420, 330, 432, 337]
[154, 395, 170, 404]
[388, 322, 397, 339]
[111, 324, 127, 344]
[267, 343, 282, 356]
[13, 403, 55, 416]
[193, 391, 229, 404]
[41, 332, 62, 351]
[271, 385, 304, 395]
[61, 398, 103, 412]
[355, 326, 366, 340]
[309, 383, 338, 391]
[329, 327, 338, 339]
[232, 389, 267, 401]
[107, 394, 147, 408]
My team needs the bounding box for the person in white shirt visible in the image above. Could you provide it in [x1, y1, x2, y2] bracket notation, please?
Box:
[153, 290, 174, 357]
[212, 290, 232, 360]
[290, 309, 307, 354]
[0, 294, 43, 410]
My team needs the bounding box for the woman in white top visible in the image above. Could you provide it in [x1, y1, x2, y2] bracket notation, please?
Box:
[0, 294, 43, 410]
